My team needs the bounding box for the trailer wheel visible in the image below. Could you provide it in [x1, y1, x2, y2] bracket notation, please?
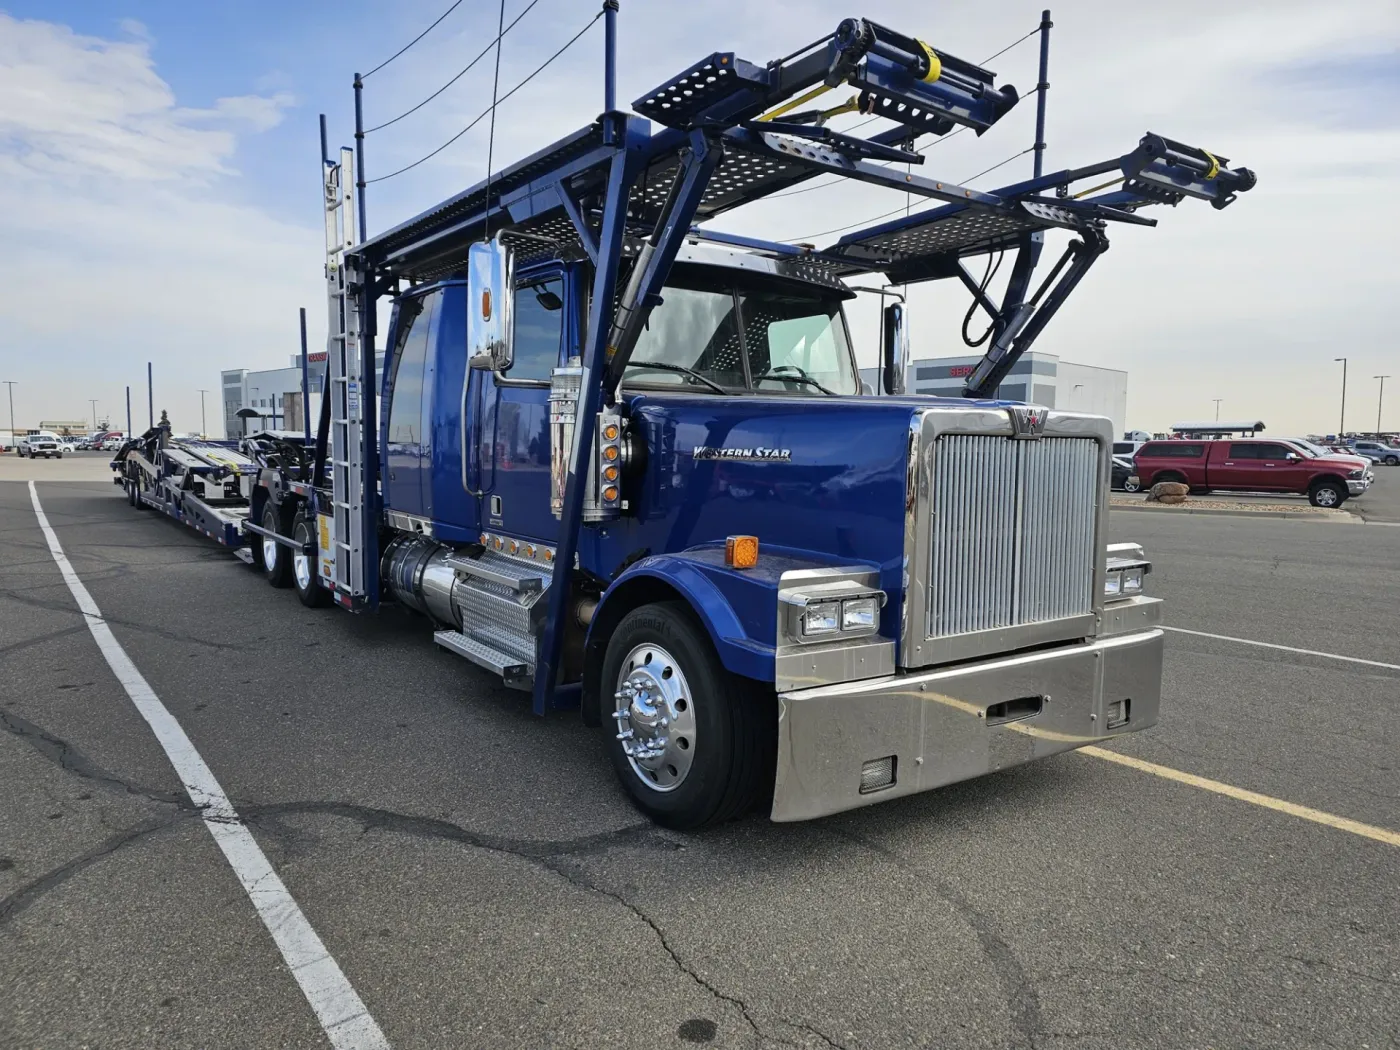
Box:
[126, 479, 137, 507]
[261, 505, 293, 588]
[602, 601, 773, 830]
[291, 512, 329, 608]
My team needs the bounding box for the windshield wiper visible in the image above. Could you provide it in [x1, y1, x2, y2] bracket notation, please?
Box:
[755, 364, 838, 396]
[625, 361, 728, 394]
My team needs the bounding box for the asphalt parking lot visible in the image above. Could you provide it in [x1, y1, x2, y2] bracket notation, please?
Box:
[3, 461, 1398, 1050]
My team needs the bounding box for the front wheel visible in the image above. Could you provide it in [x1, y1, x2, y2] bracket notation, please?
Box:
[1309, 480, 1346, 508]
[291, 512, 329, 608]
[601, 601, 773, 830]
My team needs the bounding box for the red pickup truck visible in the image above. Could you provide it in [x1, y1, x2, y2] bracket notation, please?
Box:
[1132, 439, 1370, 507]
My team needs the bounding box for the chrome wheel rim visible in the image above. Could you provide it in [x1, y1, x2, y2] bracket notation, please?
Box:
[262, 534, 278, 568]
[293, 525, 312, 589]
[613, 643, 697, 793]
[1316, 487, 1338, 507]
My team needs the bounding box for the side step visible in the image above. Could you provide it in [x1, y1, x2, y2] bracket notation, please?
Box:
[433, 630, 533, 692]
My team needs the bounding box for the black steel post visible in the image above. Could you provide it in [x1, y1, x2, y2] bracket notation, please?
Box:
[319, 113, 329, 167]
[353, 77, 368, 243]
[147, 362, 153, 428]
[1033, 10, 1052, 178]
[125, 386, 131, 436]
[299, 307, 311, 443]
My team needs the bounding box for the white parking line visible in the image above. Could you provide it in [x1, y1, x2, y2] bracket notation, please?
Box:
[1163, 626, 1400, 671]
[27, 482, 390, 1050]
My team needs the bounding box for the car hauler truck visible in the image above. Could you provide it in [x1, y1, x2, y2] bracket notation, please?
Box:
[117, 13, 1254, 828]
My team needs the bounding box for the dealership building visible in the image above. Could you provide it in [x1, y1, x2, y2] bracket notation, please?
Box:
[862, 351, 1129, 438]
[221, 350, 384, 438]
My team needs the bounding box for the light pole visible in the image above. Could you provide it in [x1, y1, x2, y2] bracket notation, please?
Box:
[197, 389, 209, 438]
[1212, 398, 1222, 421]
[3, 380, 15, 437]
[89, 399, 99, 433]
[1377, 375, 1391, 437]
[1335, 357, 1348, 436]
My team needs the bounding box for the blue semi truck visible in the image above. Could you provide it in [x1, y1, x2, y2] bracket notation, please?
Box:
[117, 14, 1253, 828]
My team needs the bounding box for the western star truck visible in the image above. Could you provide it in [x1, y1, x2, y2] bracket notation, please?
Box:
[115, 12, 1255, 827]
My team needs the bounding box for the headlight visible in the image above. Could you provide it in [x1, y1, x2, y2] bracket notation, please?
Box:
[802, 602, 840, 636]
[1104, 543, 1151, 602]
[1348, 469, 1364, 479]
[841, 596, 879, 631]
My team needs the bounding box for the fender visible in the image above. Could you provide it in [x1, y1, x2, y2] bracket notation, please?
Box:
[581, 551, 777, 725]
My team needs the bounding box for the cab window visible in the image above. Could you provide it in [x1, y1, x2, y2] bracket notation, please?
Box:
[508, 278, 565, 382]
[386, 293, 434, 449]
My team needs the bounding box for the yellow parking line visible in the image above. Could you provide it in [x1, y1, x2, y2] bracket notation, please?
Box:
[1080, 746, 1400, 849]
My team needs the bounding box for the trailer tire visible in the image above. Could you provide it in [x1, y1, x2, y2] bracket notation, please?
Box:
[261, 504, 293, 588]
[126, 479, 137, 507]
[601, 601, 773, 830]
[291, 512, 329, 608]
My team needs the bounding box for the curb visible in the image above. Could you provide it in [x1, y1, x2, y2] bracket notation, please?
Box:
[1108, 503, 1356, 523]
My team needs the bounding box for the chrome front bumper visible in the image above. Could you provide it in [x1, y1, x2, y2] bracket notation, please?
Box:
[771, 626, 1165, 822]
[1348, 478, 1369, 495]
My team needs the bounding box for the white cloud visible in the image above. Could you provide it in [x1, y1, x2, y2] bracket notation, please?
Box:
[0, 13, 316, 436]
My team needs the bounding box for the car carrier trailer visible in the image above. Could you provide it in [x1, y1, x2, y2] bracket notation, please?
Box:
[116, 10, 1254, 828]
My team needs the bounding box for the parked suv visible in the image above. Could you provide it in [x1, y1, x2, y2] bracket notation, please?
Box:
[19, 436, 63, 459]
[1350, 440, 1400, 466]
[1133, 439, 1368, 507]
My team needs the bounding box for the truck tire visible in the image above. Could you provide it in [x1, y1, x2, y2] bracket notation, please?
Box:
[1153, 471, 1187, 487]
[601, 601, 773, 830]
[261, 504, 293, 588]
[1385, 454, 1399, 466]
[291, 511, 329, 608]
[1309, 480, 1346, 508]
[126, 479, 138, 507]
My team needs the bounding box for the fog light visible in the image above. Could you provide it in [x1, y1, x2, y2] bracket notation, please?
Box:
[802, 601, 840, 636]
[859, 756, 897, 794]
[841, 596, 878, 631]
[1106, 699, 1131, 730]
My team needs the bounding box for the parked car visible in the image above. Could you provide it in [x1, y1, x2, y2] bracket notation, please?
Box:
[1281, 438, 1374, 481]
[1350, 440, 1400, 466]
[1133, 438, 1368, 507]
[1111, 454, 1141, 492]
[100, 437, 124, 452]
[18, 436, 63, 459]
[1112, 440, 1145, 458]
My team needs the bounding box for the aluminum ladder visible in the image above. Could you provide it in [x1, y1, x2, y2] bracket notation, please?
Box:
[323, 147, 365, 602]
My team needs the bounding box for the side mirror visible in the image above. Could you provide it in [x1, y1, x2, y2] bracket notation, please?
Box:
[468, 237, 515, 372]
[1285, 452, 1300, 461]
[881, 302, 908, 396]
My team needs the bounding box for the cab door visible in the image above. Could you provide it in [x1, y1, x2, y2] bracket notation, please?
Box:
[1213, 442, 1261, 491]
[1253, 441, 1308, 491]
[470, 269, 571, 544]
[382, 288, 441, 519]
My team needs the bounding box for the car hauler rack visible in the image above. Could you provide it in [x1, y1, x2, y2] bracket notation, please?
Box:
[119, 9, 1254, 827]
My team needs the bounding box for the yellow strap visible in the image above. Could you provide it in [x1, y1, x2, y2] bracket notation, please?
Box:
[818, 95, 861, 120]
[1200, 148, 1220, 180]
[756, 84, 831, 123]
[916, 40, 942, 83]
[1072, 176, 1125, 199]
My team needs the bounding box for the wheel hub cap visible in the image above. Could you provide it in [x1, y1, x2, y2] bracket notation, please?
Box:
[613, 644, 696, 793]
[262, 535, 277, 568]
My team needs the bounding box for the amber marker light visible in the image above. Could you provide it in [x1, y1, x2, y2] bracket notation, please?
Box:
[725, 535, 759, 569]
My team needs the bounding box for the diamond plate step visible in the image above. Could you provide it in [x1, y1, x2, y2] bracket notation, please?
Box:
[433, 630, 533, 692]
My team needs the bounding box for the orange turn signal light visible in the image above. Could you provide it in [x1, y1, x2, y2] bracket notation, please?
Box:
[602, 423, 619, 441]
[602, 465, 619, 482]
[725, 534, 759, 569]
[602, 445, 619, 462]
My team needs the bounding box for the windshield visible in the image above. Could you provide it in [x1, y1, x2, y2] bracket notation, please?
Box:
[625, 271, 858, 396]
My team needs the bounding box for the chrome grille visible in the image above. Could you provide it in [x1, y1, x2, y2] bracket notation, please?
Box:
[927, 435, 1098, 639]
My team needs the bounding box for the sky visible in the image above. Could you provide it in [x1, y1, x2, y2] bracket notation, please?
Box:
[1, 0, 1397, 438]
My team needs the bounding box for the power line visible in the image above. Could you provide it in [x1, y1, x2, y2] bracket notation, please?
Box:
[960, 147, 1034, 185]
[367, 9, 604, 185]
[980, 26, 1040, 67]
[362, 0, 466, 80]
[364, 0, 542, 135]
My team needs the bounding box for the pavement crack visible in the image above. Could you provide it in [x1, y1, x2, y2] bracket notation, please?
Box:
[0, 709, 192, 809]
[823, 825, 1043, 1050]
[0, 815, 191, 924]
